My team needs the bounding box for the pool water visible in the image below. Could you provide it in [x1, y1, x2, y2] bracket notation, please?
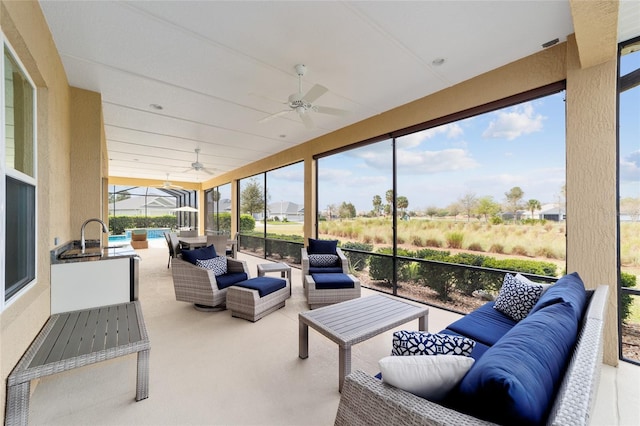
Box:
[108, 228, 170, 242]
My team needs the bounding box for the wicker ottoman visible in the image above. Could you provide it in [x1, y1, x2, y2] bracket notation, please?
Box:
[305, 273, 361, 309]
[226, 276, 290, 322]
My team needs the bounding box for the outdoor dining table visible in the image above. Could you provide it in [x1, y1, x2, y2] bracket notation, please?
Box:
[178, 236, 207, 250]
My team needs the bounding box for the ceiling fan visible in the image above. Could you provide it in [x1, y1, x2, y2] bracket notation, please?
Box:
[183, 148, 215, 175]
[259, 64, 348, 129]
[153, 173, 184, 190]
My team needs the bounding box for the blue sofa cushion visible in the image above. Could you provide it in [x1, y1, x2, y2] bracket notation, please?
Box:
[309, 266, 344, 274]
[181, 245, 217, 265]
[457, 301, 579, 426]
[311, 273, 354, 289]
[529, 272, 587, 321]
[439, 329, 491, 361]
[308, 238, 338, 254]
[446, 302, 517, 346]
[215, 272, 248, 289]
[391, 331, 475, 357]
[234, 277, 286, 297]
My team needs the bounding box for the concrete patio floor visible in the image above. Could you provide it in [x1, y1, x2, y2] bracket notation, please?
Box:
[26, 240, 640, 425]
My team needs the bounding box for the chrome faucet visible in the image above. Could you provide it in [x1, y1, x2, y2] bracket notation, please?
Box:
[80, 218, 109, 253]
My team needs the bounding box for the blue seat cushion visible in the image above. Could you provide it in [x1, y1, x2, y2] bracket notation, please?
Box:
[233, 276, 287, 297]
[438, 329, 491, 361]
[309, 266, 344, 274]
[308, 238, 338, 254]
[215, 272, 248, 289]
[446, 302, 517, 346]
[529, 272, 587, 321]
[311, 273, 354, 289]
[456, 302, 579, 426]
[181, 245, 217, 265]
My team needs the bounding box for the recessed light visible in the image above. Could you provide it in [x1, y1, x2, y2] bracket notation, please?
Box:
[149, 103, 163, 110]
[432, 58, 445, 66]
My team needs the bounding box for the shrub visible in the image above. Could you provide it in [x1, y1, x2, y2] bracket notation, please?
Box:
[411, 236, 424, 247]
[341, 241, 373, 272]
[621, 272, 637, 324]
[425, 238, 442, 248]
[534, 246, 558, 259]
[482, 258, 558, 277]
[446, 232, 464, 249]
[489, 243, 504, 254]
[239, 214, 255, 232]
[490, 216, 504, 225]
[467, 242, 483, 251]
[511, 245, 529, 256]
[369, 248, 394, 283]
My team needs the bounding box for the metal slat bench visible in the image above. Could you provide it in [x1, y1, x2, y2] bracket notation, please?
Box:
[5, 301, 150, 426]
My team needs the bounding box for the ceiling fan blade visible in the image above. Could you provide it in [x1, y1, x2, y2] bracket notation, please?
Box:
[302, 84, 328, 103]
[201, 167, 215, 175]
[314, 105, 349, 116]
[258, 109, 291, 123]
[299, 110, 314, 129]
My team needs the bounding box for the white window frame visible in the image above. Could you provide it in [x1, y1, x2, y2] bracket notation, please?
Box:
[1, 34, 38, 311]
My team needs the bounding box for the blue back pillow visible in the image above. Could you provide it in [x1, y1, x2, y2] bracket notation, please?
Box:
[181, 245, 217, 265]
[529, 272, 587, 321]
[308, 238, 338, 254]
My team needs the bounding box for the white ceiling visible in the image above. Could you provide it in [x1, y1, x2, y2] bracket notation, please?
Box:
[38, 1, 640, 185]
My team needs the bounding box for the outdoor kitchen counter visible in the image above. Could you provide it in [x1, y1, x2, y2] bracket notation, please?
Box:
[50, 240, 139, 265]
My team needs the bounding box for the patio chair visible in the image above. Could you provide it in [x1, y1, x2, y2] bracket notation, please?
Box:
[301, 239, 349, 287]
[164, 231, 181, 268]
[171, 254, 249, 311]
[206, 234, 228, 257]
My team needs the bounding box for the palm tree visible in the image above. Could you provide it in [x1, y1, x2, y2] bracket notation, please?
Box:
[527, 199, 542, 220]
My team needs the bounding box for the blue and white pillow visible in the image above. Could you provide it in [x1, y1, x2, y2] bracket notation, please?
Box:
[308, 254, 340, 267]
[493, 273, 543, 321]
[196, 256, 227, 276]
[391, 331, 475, 357]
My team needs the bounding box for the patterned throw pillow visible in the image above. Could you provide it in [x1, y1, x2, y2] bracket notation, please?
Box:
[493, 273, 543, 321]
[391, 331, 475, 357]
[196, 256, 227, 276]
[308, 254, 340, 267]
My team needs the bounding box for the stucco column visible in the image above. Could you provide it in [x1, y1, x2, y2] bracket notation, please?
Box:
[303, 155, 316, 244]
[565, 35, 618, 366]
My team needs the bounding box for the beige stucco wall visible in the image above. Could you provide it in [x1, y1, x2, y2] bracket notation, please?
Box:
[0, 1, 107, 418]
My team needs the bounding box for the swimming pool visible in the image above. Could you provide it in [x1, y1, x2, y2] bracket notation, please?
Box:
[108, 228, 170, 242]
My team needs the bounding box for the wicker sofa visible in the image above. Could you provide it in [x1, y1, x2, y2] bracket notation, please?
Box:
[335, 274, 609, 426]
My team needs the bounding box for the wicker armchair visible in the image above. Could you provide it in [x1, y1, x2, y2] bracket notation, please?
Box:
[171, 256, 249, 311]
[301, 247, 349, 287]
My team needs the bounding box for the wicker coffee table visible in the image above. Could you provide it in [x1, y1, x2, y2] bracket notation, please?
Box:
[298, 294, 428, 391]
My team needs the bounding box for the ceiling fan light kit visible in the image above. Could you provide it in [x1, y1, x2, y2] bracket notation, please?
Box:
[259, 64, 348, 129]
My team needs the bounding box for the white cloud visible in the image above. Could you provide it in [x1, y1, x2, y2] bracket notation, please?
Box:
[482, 102, 545, 140]
[620, 150, 640, 181]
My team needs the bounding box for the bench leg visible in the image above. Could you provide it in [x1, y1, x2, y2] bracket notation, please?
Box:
[5, 382, 30, 426]
[136, 349, 150, 401]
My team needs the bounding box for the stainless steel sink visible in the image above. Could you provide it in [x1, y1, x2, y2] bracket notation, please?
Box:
[58, 248, 103, 259]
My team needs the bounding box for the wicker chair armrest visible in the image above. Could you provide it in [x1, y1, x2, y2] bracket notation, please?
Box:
[335, 370, 497, 426]
[226, 258, 249, 275]
[301, 247, 310, 286]
[171, 257, 217, 291]
[336, 247, 350, 273]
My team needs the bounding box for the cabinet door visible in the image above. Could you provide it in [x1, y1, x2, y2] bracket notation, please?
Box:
[51, 258, 130, 314]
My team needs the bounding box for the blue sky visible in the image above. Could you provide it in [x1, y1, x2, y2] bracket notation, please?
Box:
[266, 49, 640, 215]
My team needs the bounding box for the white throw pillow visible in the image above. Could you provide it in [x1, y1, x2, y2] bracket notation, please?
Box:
[379, 355, 475, 401]
[196, 256, 227, 276]
[515, 273, 552, 295]
[494, 273, 543, 321]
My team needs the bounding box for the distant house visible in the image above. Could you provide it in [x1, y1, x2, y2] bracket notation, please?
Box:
[207, 198, 232, 214]
[109, 195, 177, 216]
[253, 201, 303, 222]
[520, 203, 566, 221]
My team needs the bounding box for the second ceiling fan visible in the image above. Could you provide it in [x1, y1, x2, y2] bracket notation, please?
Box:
[259, 64, 348, 129]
